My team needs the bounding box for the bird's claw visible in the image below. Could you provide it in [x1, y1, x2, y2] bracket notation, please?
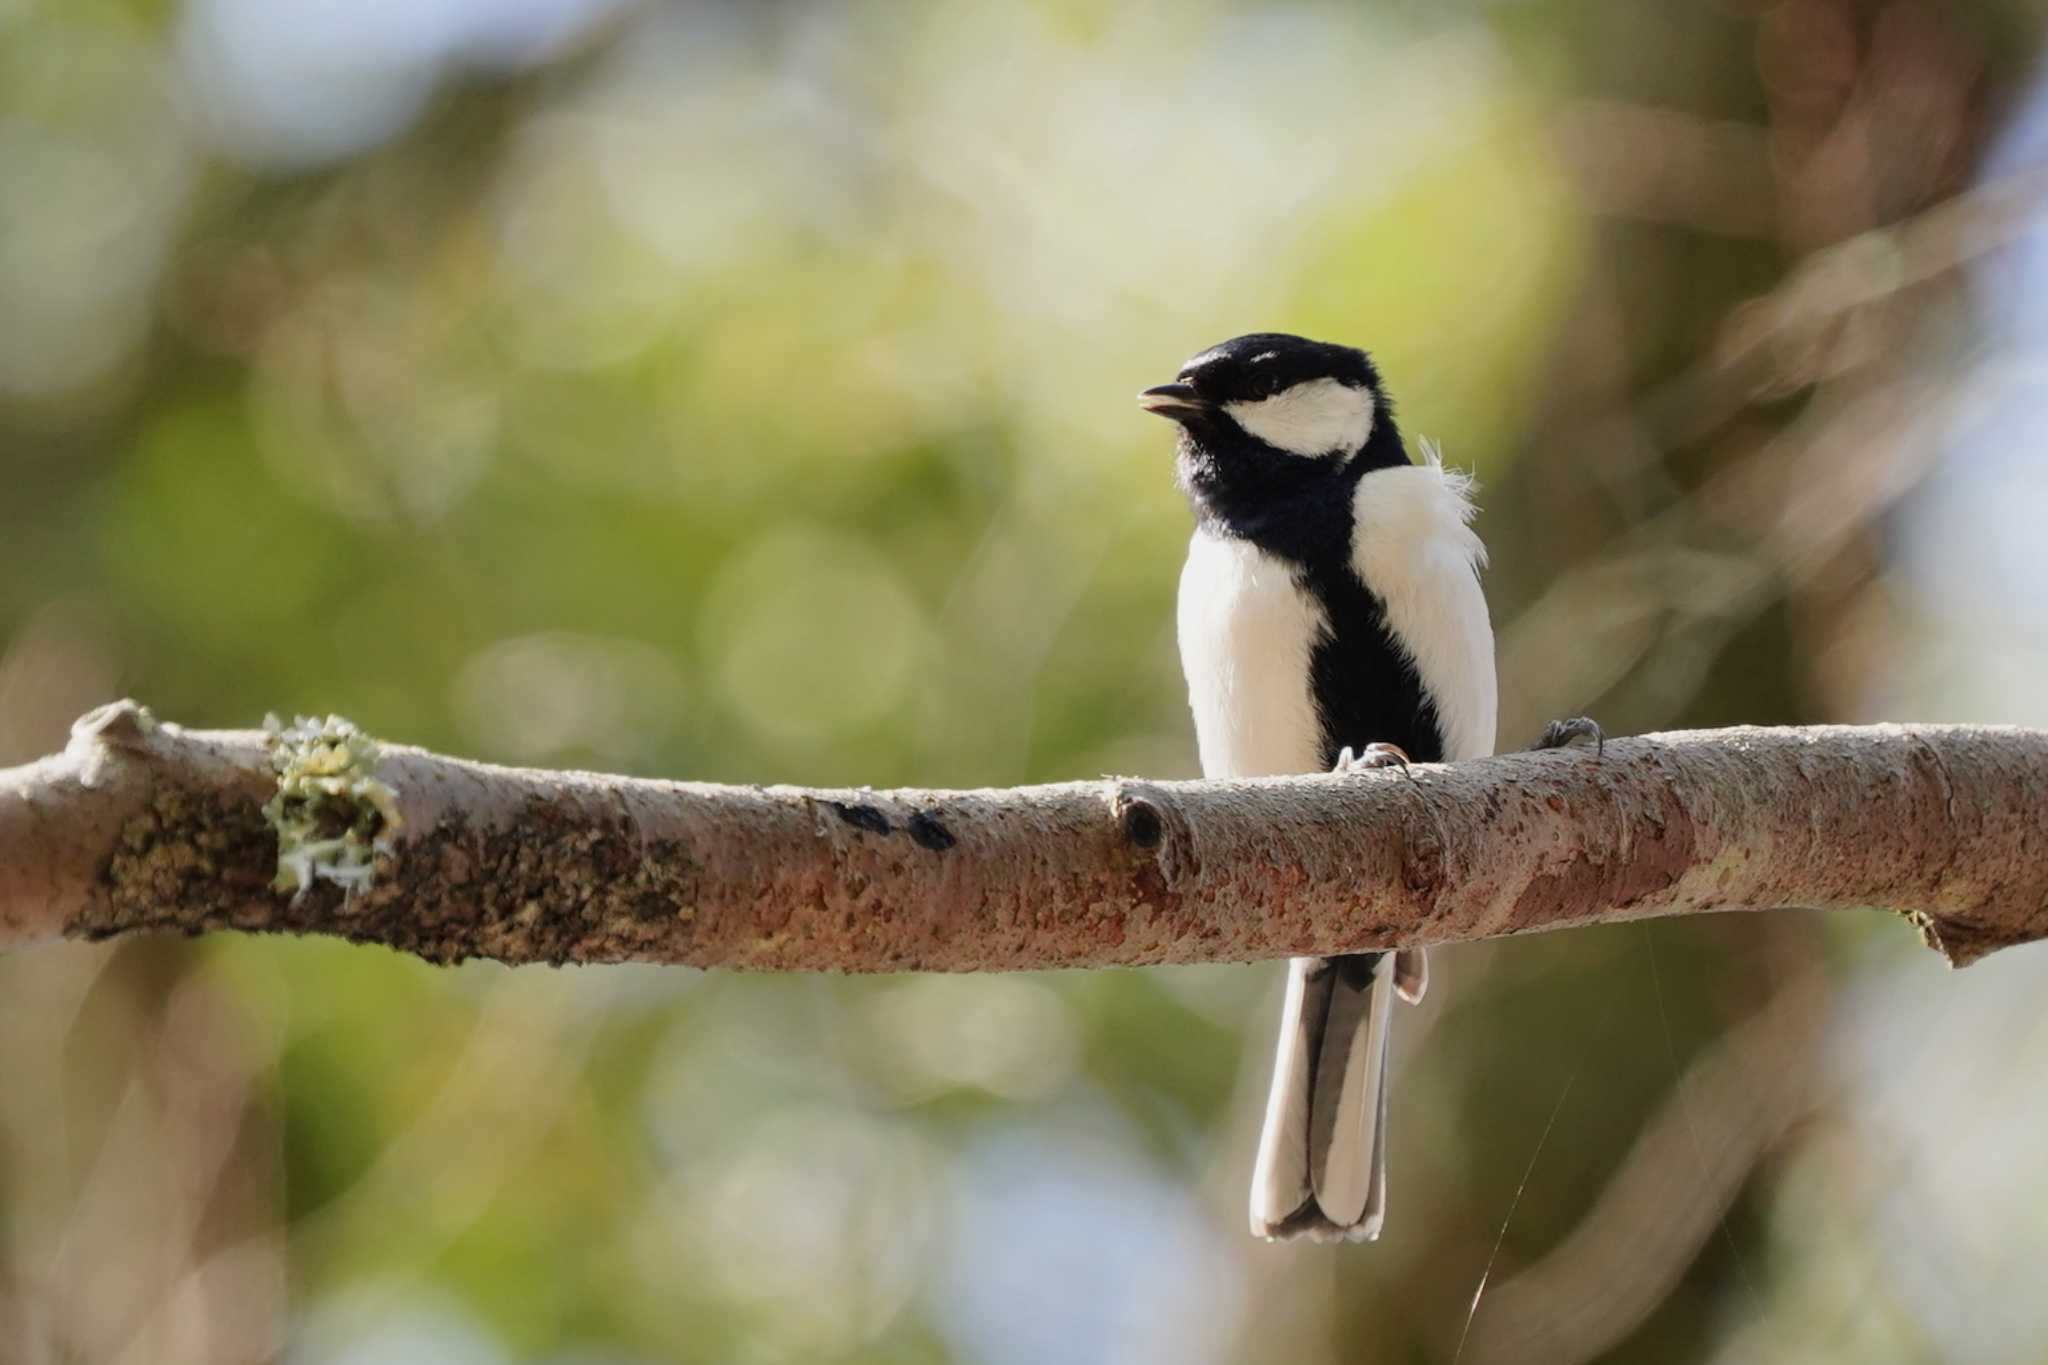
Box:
[1334, 742, 1413, 775]
[1533, 716, 1604, 756]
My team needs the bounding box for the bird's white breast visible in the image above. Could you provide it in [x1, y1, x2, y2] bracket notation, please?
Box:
[1178, 531, 1329, 779]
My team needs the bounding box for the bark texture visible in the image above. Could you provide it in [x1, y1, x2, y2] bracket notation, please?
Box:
[3, 701, 2044, 971]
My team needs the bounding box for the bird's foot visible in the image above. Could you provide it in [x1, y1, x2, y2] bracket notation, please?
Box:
[1333, 742, 1413, 775]
[1531, 716, 1604, 756]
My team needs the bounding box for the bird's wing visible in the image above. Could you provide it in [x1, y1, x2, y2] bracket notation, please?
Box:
[1348, 452, 1498, 762]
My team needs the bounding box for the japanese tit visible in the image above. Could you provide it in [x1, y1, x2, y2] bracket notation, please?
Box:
[1140, 332, 1497, 1242]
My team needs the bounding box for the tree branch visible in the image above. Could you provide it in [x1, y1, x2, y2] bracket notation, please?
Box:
[3, 702, 2043, 970]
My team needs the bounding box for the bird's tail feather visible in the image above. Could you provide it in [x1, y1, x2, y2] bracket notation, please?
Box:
[1249, 951, 1401, 1242]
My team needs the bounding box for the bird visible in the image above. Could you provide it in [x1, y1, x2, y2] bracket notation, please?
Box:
[1139, 331, 1559, 1243]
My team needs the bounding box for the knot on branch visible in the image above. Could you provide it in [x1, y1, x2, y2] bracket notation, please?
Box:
[1109, 780, 1198, 889]
[69, 699, 158, 751]
[65, 699, 162, 788]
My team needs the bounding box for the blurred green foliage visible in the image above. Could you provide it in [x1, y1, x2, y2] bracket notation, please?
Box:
[3, 0, 2045, 1362]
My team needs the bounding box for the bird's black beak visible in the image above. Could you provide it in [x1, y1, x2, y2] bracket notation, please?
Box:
[1137, 382, 1209, 421]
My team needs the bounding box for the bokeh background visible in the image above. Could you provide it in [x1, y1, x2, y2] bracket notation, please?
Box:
[5, 0, 2048, 1360]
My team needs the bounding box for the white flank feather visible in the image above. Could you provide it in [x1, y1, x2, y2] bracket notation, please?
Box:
[1348, 445, 1497, 763]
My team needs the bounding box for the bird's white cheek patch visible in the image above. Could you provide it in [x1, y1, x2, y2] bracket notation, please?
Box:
[1225, 379, 1375, 458]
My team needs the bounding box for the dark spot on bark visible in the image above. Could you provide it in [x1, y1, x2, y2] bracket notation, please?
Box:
[831, 802, 893, 835]
[907, 810, 956, 851]
[1121, 801, 1163, 849]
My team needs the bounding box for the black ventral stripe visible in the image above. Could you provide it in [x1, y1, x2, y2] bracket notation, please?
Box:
[1185, 413, 1447, 770]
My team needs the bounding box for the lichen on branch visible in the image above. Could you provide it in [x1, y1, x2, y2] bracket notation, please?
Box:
[261, 714, 402, 898]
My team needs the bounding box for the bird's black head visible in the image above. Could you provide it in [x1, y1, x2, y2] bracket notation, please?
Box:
[1139, 332, 1408, 536]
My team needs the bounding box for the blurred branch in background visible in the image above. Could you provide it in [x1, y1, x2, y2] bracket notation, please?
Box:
[1499, 165, 2048, 737]
[4, 702, 2043, 971]
[1453, 966, 1832, 1364]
